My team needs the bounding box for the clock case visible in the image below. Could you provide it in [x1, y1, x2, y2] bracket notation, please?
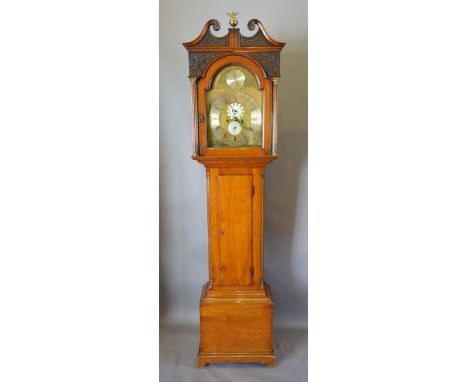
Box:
[183, 19, 284, 368]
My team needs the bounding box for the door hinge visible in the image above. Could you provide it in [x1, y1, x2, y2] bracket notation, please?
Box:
[252, 185, 255, 196]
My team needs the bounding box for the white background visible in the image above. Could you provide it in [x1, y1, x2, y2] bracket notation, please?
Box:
[0, 1, 158, 381]
[1, 1, 468, 382]
[310, 1, 468, 381]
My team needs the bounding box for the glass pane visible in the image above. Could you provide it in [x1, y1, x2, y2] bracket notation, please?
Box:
[206, 65, 263, 148]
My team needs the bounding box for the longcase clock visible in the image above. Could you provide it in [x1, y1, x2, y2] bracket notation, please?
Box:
[183, 13, 285, 368]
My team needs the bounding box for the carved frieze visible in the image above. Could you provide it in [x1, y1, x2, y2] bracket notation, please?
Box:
[198, 31, 229, 47]
[189, 51, 280, 79]
[247, 51, 280, 78]
[188, 51, 224, 78]
[240, 30, 271, 47]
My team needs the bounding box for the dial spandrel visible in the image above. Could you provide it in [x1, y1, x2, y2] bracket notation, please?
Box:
[206, 65, 263, 148]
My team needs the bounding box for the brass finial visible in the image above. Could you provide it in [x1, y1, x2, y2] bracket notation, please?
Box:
[226, 11, 239, 27]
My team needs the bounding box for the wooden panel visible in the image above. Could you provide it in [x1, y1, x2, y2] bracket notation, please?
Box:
[218, 175, 253, 286]
[200, 301, 273, 354]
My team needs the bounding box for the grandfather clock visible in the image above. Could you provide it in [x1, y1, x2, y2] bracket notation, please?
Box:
[183, 13, 284, 368]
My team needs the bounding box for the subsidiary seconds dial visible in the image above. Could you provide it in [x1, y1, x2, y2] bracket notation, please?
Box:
[227, 120, 242, 135]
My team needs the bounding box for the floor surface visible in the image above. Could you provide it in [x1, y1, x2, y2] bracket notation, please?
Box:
[159, 323, 307, 382]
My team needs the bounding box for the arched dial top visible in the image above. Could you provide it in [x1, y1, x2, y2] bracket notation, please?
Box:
[206, 65, 263, 148]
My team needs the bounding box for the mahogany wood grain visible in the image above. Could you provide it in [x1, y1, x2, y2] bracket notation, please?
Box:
[187, 45, 283, 52]
[183, 19, 284, 368]
[205, 164, 267, 292]
[193, 155, 278, 168]
[218, 174, 253, 286]
[198, 282, 276, 368]
[197, 160, 277, 367]
[228, 28, 240, 48]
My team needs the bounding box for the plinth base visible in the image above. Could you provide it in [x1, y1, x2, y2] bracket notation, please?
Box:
[198, 352, 276, 368]
[197, 282, 276, 368]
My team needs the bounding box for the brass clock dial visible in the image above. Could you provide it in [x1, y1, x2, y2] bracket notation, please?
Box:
[206, 66, 263, 148]
[225, 69, 245, 89]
